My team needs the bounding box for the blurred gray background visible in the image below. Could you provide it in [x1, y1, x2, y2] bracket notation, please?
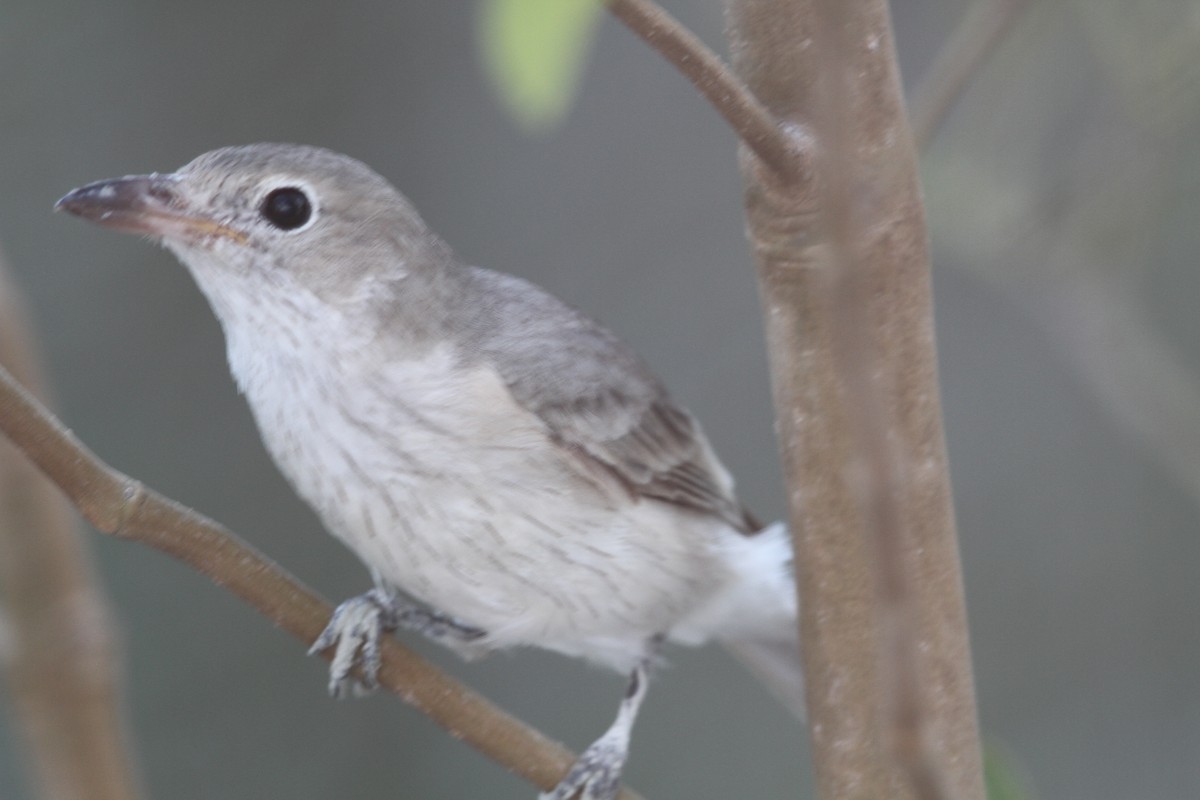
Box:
[1, 1, 1198, 798]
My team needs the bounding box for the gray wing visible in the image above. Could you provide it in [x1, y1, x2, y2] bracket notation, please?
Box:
[459, 267, 759, 534]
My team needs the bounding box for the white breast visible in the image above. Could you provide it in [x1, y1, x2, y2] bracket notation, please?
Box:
[200, 269, 747, 671]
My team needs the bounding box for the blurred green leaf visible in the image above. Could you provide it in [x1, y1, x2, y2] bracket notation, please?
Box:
[477, 0, 603, 132]
[985, 742, 1033, 800]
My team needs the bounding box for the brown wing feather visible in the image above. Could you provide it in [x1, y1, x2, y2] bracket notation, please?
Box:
[539, 394, 759, 534]
[461, 266, 760, 534]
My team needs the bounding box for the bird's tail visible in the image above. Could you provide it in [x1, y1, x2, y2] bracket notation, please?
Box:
[722, 624, 805, 720]
[717, 521, 806, 720]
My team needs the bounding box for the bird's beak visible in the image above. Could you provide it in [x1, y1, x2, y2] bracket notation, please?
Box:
[55, 174, 248, 244]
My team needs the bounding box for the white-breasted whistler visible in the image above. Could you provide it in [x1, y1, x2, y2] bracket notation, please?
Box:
[59, 143, 802, 800]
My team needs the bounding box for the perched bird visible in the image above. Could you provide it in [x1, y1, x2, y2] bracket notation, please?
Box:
[58, 144, 801, 800]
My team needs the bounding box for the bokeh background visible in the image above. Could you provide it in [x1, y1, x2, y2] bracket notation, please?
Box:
[1, 1, 1198, 798]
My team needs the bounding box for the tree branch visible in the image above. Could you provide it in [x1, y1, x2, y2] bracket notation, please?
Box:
[811, 3, 953, 796]
[722, 0, 985, 798]
[606, 0, 807, 182]
[908, 0, 1034, 150]
[0, 361, 642, 800]
[0, 259, 144, 800]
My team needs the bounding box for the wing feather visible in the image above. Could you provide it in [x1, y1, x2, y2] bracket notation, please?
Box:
[460, 267, 759, 534]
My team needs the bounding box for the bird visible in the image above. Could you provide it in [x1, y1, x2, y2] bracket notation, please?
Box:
[57, 143, 801, 800]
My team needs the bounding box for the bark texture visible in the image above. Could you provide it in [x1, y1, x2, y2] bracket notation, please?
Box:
[723, 2, 985, 798]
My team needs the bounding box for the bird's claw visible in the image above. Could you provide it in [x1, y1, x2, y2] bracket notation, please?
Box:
[308, 589, 397, 697]
[540, 660, 647, 800]
[540, 734, 628, 800]
[310, 589, 490, 695]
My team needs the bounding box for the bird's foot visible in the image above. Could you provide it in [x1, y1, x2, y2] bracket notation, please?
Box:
[540, 732, 629, 800]
[309, 589, 489, 696]
[540, 661, 649, 800]
[394, 604, 490, 661]
[308, 588, 396, 697]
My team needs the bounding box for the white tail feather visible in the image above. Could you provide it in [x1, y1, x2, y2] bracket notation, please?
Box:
[722, 628, 806, 720]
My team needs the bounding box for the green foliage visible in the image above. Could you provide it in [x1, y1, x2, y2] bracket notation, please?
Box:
[985, 742, 1033, 800]
[476, 0, 603, 131]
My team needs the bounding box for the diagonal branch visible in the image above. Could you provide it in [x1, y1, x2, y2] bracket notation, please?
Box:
[606, 0, 808, 182]
[908, 0, 1034, 150]
[0, 362, 643, 800]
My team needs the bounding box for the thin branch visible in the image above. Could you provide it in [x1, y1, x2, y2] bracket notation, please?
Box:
[0, 361, 642, 800]
[606, 0, 807, 182]
[0, 260, 144, 800]
[946, 162, 1200, 510]
[908, 0, 1034, 150]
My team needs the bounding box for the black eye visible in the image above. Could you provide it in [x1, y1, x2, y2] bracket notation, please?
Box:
[260, 187, 312, 230]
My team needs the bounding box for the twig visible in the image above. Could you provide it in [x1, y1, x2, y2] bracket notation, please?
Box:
[908, 0, 1034, 150]
[1054, 274, 1200, 496]
[0, 361, 643, 800]
[940, 118, 1200, 512]
[0, 260, 144, 800]
[606, 0, 807, 182]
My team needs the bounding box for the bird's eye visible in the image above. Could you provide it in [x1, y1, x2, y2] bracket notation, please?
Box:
[260, 187, 312, 230]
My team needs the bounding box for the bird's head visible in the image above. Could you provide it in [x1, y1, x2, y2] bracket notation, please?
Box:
[57, 143, 453, 330]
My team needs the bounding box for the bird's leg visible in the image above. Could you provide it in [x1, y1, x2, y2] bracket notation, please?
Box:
[308, 584, 487, 697]
[541, 657, 653, 800]
[394, 603, 489, 660]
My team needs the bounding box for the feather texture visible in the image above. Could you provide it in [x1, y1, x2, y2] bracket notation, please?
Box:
[459, 267, 760, 533]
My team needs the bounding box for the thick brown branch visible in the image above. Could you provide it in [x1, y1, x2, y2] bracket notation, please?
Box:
[723, 0, 985, 798]
[812, 3, 952, 797]
[0, 362, 642, 800]
[0, 261, 144, 800]
[909, 0, 1034, 150]
[606, 0, 807, 182]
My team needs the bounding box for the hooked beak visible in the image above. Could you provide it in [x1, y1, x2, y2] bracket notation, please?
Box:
[55, 174, 248, 244]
